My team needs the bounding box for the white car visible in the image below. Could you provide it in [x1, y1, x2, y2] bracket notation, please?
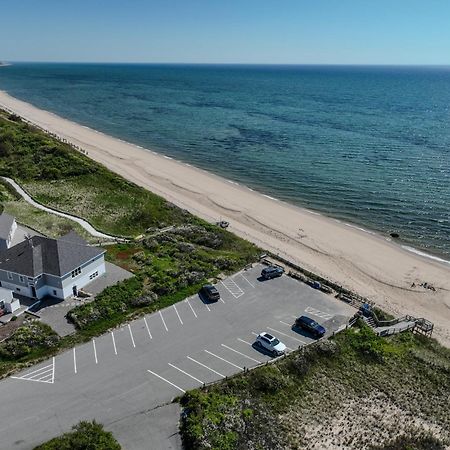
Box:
[255, 332, 286, 356]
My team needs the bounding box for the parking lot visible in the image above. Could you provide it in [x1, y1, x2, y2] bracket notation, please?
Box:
[0, 264, 354, 450]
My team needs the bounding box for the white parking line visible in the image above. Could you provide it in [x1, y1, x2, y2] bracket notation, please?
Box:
[185, 299, 198, 318]
[221, 278, 244, 299]
[12, 358, 55, 384]
[73, 348, 77, 374]
[173, 305, 183, 325]
[205, 350, 243, 370]
[27, 367, 53, 381]
[159, 310, 168, 331]
[267, 326, 307, 344]
[238, 338, 253, 346]
[143, 317, 152, 339]
[16, 363, 53, 378]
[280, 320, 293, 327]
[168, 363, 204, 384]
[38, 373, 53, 382]
[187, 356, 225, 378]
[304, 306, 333, 320]
[93, 339, 98, 364]
[240, 273, 255, 288]
[128, 324, 136, 348]
[111, 331, 117, 355]
[147, 370, 186, 393]
[251, 331, 259, 337]
[221, 344, 261, 364]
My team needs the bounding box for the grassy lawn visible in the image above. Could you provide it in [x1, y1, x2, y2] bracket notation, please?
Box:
[180, 324, 450, 450]
[0, 110, 195, 238]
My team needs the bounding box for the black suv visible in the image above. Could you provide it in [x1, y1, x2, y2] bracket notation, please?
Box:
[199, 284, 220, 302]
[261, 266, 284, 280]
[294, 315, 326, 338]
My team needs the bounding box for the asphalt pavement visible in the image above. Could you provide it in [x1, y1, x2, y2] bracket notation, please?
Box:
[0, 264, 354, 450]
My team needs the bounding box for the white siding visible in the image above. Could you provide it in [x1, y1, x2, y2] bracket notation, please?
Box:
[62, 257, 106, 298]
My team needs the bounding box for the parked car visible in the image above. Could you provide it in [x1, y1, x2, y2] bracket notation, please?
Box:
[294, 315, 326, 338]
[255, 332, 286, 356]
[261, 266, 284, 280]
[306, 279, 321, 290]
[199, 284, 220, 302]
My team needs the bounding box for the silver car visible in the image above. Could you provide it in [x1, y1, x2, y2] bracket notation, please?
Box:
[255, 332, 286, 356]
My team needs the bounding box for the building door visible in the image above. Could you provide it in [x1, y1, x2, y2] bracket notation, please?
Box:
[72, 285, 77, 296]
[31, 286, 37, 298]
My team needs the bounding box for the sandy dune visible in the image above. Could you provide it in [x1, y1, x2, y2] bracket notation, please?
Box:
[1, 90, 449, 345]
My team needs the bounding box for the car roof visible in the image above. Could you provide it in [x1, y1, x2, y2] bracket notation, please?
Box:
[204, 284, 217, 291]
[299, 315, 316, 325]
[261, 332, 275, 340]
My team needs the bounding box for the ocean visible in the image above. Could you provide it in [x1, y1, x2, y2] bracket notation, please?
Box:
[0, 63, 449, 259]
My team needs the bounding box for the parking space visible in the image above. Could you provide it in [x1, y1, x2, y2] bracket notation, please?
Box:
[0, 263, 354, 449]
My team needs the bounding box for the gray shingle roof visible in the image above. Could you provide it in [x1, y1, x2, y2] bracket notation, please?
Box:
[0, 213, 15, 240]
[0, 231, 105, 278]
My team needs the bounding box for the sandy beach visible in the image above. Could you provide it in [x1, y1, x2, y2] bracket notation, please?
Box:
[1, 90, 449, 345]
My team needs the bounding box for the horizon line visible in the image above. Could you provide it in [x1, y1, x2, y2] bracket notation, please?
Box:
[2, 61, 450, 67]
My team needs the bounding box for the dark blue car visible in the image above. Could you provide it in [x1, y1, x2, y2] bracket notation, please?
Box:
[294, 315, 326, 338]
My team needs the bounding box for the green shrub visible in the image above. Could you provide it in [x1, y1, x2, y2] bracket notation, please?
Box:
[34, 420, 121, 450]
[0, 321, 59, 359]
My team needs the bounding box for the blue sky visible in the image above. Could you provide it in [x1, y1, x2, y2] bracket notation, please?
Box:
[0, 0, 449, 64]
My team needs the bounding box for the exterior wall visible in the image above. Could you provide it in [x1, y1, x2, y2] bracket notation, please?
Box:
[5, 298, 20, 313]
[0, 219, 17, 250]
[61, 255, 105, 298]
[0, 269, 33, 297]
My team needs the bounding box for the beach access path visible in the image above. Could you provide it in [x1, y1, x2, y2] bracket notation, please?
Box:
[1, 90, 449, 346]
[1, 176, 126, 241]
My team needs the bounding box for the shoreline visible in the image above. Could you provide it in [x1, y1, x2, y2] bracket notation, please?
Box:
[0, 89, 449, 345]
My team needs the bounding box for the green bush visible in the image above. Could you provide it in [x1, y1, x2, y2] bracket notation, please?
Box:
[0, 321, 59, 359]
[34, 420, 121, 450]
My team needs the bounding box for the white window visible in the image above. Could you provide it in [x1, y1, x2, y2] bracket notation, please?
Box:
[19, 275, 24, 283]
[89, 271, 99, 280]
[7, 272, 13, 280]
[71, 267, 82, 278]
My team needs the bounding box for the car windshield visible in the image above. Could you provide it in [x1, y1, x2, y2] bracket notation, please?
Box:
[272, 338, 280, 346]
[311, 321, 319, 327]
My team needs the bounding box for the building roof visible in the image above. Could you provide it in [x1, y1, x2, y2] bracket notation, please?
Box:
[0, 213, 15, 240]
[0, 231, 105, 278]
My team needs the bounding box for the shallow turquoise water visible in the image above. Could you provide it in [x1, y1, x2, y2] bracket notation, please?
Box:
[1, 63, 449, 258]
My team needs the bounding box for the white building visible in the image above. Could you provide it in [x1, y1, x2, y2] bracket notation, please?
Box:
[0, 231, 106, 300]
[0, 287, 20, 314]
